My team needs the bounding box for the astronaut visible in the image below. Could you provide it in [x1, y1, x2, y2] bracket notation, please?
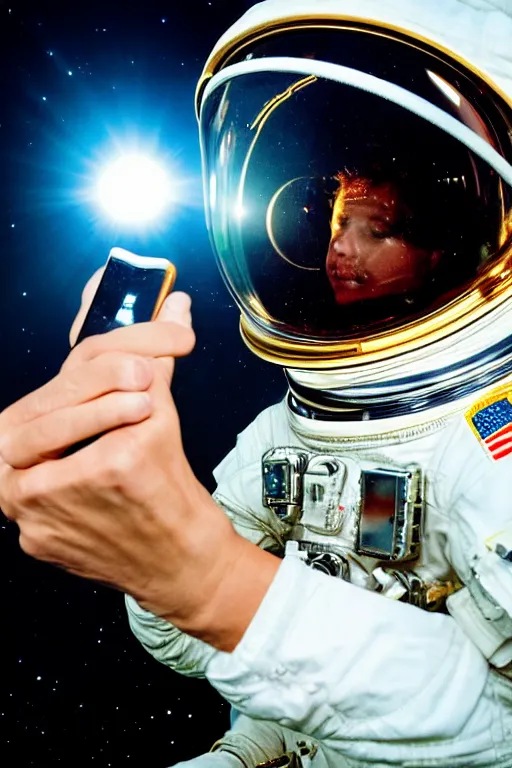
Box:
[1, 1, 512, 768]
[123, 0, 512, 766]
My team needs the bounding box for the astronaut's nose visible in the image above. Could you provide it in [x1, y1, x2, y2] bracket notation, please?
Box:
[328, 230, 362, 279]
[332, 227, 359, 261]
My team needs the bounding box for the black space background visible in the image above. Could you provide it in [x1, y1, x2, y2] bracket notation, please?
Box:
[0, 1, 286, 765]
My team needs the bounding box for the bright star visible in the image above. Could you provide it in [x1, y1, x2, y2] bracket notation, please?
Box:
[96, 154, 173, 225]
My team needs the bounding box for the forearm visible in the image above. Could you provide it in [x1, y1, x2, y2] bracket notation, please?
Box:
[184, 536, 281, 652]
[125, 538, 280, 673]
[130, 492, 281, 654]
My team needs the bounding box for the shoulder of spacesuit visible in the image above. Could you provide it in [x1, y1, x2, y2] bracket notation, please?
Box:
[439, 383, 512, 495]
[463, 383, 512, 465]
[212, 397, 291, 481]
[238, 397, 291, 450]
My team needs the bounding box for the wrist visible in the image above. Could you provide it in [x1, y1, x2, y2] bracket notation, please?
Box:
[185, 532, 281, 652]
[134, 482, 280, 651]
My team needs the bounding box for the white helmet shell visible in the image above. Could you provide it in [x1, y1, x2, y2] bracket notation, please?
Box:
[200, 0, 512, 104]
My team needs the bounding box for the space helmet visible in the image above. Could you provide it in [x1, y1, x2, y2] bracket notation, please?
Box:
[196, 0, 512, 419]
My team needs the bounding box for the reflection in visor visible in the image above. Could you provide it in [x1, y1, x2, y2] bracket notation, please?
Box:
[201, 71, 510, 340]
[327, 172, 446, 307]
[266, 176, 336, 271]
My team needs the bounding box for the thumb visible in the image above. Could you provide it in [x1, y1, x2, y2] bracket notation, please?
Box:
[153, 292, 193, 385]
[158, 291, 192, 329]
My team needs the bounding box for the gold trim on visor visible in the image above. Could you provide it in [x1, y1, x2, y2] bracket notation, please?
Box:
[195, 15, 512, 117]
[197, 12, 512, 369]
[239, 246, 512, 369]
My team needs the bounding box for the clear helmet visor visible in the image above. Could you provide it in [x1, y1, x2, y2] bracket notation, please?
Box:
[200, 65, 512, 342]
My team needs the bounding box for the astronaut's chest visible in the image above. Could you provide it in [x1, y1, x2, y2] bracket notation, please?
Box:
[262, 447, 425, 570]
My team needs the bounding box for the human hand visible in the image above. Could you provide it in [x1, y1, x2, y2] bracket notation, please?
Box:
[0, 269, 279, 650]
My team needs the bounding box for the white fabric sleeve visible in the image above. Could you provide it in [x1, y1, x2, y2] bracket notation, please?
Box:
[125, 594, 216, 678]
[171, 713, 326, 768]
[210, 712, 323, 767]
[205, 556, 492, 761]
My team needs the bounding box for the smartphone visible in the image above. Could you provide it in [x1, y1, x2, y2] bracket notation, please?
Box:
[66, 248, 176, 454]
[75, 247, 177, 345]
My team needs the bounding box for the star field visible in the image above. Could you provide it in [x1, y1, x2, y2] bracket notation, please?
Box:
[0, 1, 285, 766]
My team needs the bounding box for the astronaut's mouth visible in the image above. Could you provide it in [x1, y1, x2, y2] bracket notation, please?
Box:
[330, 269, 366, 288]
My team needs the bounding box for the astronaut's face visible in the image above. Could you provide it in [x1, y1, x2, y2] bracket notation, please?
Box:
[326, 182, 440, 306]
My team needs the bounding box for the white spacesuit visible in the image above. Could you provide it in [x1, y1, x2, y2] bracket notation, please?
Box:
[126, 1, 512, 765]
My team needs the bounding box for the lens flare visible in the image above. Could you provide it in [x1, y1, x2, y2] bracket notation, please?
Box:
[97, 154, 172, 225]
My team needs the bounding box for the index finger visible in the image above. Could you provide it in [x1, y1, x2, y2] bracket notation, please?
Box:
[64, 318, 195, 373]
[0, 352, 154, 432]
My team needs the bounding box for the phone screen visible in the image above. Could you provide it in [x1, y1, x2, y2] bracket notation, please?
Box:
[76, 249, 175, 344]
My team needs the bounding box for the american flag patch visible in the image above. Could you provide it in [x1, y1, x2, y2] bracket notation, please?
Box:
[466, 388, 512, 461]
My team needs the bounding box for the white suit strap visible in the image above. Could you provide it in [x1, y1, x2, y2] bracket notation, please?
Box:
[447, 582, 512, 668]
